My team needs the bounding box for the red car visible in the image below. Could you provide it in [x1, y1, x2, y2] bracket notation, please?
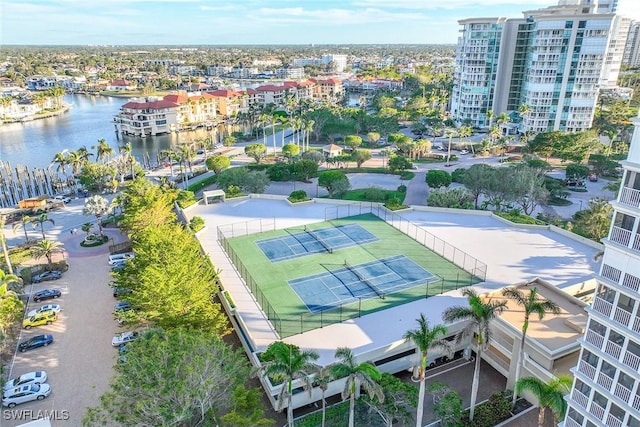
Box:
[588, 173, 598, 182]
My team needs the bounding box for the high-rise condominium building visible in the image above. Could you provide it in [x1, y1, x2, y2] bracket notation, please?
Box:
[623, 21, 640, 66]
[563, 110, 640, 427]
[451, 0, 628, 133]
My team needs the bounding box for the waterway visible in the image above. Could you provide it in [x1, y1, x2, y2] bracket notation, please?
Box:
[0, 94, 220, 169]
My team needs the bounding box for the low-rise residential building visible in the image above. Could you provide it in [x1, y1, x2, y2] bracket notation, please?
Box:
[114, 97, 178, 136]
[208, 89, 248, 118]
[312, 78, 343, 103]
[106, 79, 137, 91]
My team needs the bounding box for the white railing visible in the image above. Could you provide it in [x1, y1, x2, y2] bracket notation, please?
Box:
[633, 317, 640, 334]
[596, 372, 614, 390]
[633, 394, 640, 411]
[619, 186, 640, 208]
[633, 234, 640, 252]
[610, 226, 632, 247]
[593, 297, 614, 317]
[613, 307, 631, 326]
[622, 273, 640, 292]
[588, 401, 605, 420]
[578, 360, 597, 379]
[613, 383, 632, 403]
[605, 414, 624, 427]
[601, 264, 622, 283]
[571, 389, 589, 408]
[565, 417, 582, 427]
[623, 351, 640, 370]
[604, 340, 622, 359]
[585, 329, 605, 349]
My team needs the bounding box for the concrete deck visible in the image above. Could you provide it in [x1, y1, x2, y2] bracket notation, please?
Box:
[187, 198, 601, 366]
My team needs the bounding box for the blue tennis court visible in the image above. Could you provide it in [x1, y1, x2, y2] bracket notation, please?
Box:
[256, 223, 378, 262]
[289, 255, 437, 313]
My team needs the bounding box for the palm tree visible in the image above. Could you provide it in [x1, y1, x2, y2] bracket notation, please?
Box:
[83, 195, 111, 236]
[442, 288, 508, 421]
[515, 375, 572, 427]
[445, 128, 456, 166]
[95, 138, 114, 163]
[12, 215, 33, 243]
[0, 215, 13, 274]
[0, 269, 23, 293]
[0, 271, 24, 342]
[81, 222, 94, 237]
[30, 239, 64, 266]
[403, 314, 453, 427]
[315, 367, 333, 427]
[331, 347, 384, 427]
[51, 151, 69, 186]
[496, 112, 511, 136]
[502, 286, 560, 408]
[258, 342, 319, 427]
[31, 214, 55, 240]
[458, 126, 473, 153]
[486, 109, 494, 128]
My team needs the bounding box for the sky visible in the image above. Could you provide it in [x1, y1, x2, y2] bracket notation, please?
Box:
[1, 0, 639, 45]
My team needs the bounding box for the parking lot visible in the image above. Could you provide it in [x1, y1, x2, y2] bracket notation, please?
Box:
[3, 231, 124, 426]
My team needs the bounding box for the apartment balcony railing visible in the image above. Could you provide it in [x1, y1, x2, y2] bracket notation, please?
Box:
[604, 340, 622, 359]
[571, 389, 589, 408]
[593, 296, 614, 317]
[634, 234, 640, 252]
[596, 371, 614, 390]
[622, 351, 640, 370]
[633, 394, 640, 411]
[585, 329, 605, 349]
[619, 186, 640, 209]
[577, 360, 597, 380]
[633, 316, 640, 334]
[565, 417, 582, 427]
[605, 414, 624, 427]
[622, 273, 640, 293]
[613, 307, 632, 328]
[610, 226, 632, 247]
[613, 383, 632, 403]
[588, 401, 605, 420]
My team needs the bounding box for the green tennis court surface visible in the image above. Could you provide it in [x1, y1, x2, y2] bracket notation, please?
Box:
[289, 255, 437, 313]
[256, 223, 378, 262]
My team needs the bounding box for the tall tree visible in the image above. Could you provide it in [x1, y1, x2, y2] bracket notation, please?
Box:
[501, 286, 560, 408]
[331, 347, 384, 427]
[442, 288, 507, 421]
[0, 216, 13, 274]
[259, 342, 319, 427]
[83, 195, 111, 236]
[31, 213, 55, 240]
[315, 367, 333, 427]
[30, 239, 64, 266]
[12, 215, 33, 243]
[515, 375, 572, 427]
[403, 314, 453, 427]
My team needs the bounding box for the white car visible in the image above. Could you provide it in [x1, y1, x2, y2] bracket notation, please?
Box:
[27, 304, 61, 317]
[460, 149, 470, 155]
[3, 371, 48, 393]
[54, 195, 72, 203]
[112, 331, 139, 347]
[108, 252, 135, 265]
[2, 383, 51, 407]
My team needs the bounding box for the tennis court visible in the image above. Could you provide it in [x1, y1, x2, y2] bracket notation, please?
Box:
[256, 223, 378, 262]
[289, 255, 437, 313]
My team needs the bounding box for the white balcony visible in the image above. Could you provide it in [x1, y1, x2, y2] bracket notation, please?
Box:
[593, 297, 613, 317]
[565, 417, 582, 427]
[596, 371, 614, 390]
[585, 329, 605, 349]
[634, 234, 640, 252]
[577, 360, 597, 379]
[623, 351, 640, 370]
[633, 317, 640, 334]
[606, 414, 624, 427]
[604, 340, 622, 359]
[633, 394, 640, 411]
[613, 383, 632, 402]
[619, 186, 640, 209]
[610, 226, 632, 247]
[589, 401, 605, 420]
[613, 307, 632, 327]
[571, 389, 589, 408]
[622, 273, 640, 292]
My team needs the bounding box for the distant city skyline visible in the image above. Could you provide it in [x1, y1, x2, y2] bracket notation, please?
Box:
[2, 0, 639, 46]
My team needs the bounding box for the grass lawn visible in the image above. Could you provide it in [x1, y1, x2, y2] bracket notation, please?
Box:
[329, 188, 406, 204]
[224, 213, 480, 337]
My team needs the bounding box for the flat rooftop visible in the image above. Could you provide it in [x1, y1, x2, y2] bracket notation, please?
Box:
[187, 198, 601, 366]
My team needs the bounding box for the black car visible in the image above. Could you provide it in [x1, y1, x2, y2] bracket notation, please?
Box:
[32, 289, 62, 303]
[18, 334, 54, 352]
[32, 270, 63, 283]
[113, 287, 132, 298]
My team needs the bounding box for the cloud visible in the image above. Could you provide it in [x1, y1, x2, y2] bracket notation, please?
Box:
[256, 6, 424, 25]
[352, 0, 555, 7]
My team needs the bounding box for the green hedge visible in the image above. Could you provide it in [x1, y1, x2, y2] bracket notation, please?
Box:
[186, 175, 217, 193]
[495, 212, 546, 225]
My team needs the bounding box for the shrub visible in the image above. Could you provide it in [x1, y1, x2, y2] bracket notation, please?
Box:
[463, 391, 511, 427]
[80, 234, 109, 247]
[494, 211, 546, 225]
[397, 184, 407, 193]
[399, 171, 415, 180]
[384, 196, 409, 211]
[186, 175, 216, 193]
[426, 169, 452, 188]
[226, 185, 243, 198]
[362, 187, 387, 202]
[451, 168, 466, 183]
[288, 190, 310, 203]
[189, 216, 205, 232]
[266, 163, 293, 181]
[176, 190, 197, 208]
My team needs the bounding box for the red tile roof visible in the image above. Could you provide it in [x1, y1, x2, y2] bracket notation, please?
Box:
[256, 84, 288, 92]
[109, 79, 131, 86]
[163, 94, 189, 104]
[122, 100, 179, 110]
[208, 89, 244, 97]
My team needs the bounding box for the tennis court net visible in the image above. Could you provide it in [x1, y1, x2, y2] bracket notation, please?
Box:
[344, 261, 385, 299]
[305, 230, 333, 253]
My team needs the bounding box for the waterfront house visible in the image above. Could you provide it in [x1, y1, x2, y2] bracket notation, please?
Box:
[106, 79, 137, 91]
[114, 97, 179, 136]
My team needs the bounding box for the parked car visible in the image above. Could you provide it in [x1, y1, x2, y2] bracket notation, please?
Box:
[588, 173, 598, 182]
[17, 334, 54, 352]
[108, 252, 135, 265]
[112, 331, 139, 347]
[31, 270, 63, 283]
[22, 310, 58, 329]
[111, 262, 126, 272]
[2, 383, 51, 407]
[3, 371, 48, 392]
[113, 287, 132, 298]
[27, 304, 61, 317]
[113, 301, 132, 312]
[32, 289, 61, 302]
[460, 149, 470, 155]
[53, 195, 72, 203]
